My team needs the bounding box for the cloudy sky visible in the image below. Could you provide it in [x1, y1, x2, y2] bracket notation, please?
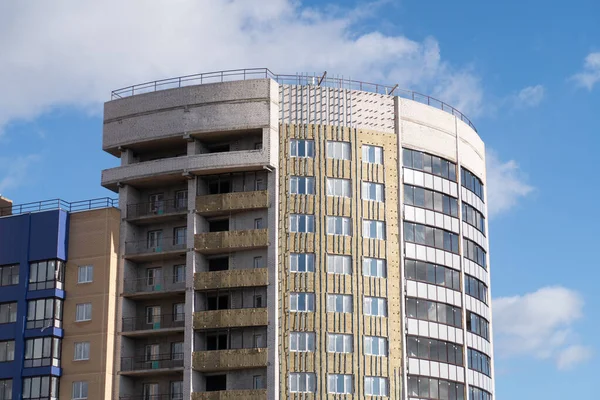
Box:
[1, 1, 599, 398]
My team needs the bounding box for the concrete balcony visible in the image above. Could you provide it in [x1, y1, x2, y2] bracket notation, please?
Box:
[194, 268, 268, 290]
[194, 229, 268, 254]
[124, 238, 187, 261]
[126, 198, 187, 224]
[196, 190, 269, 216]
[192, 389, 267, 400]
[192, 348, 267, 372]
[123, 277, 185, 299]
[121, 314, 185, 337]
[120, 354, 184, 376]
[193, 308, 268, 330]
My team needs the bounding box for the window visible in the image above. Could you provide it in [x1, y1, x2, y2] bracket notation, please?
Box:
[363, 258, 386, 278]
[469, 386, 492, 400]
[404, 259, 461, 291]
[290, 214, 315, 233]
[363, 220, 385, 239]
[175, 190, 188, 209]
[290, 253, 315, 272]
[327, 141, 351, 160]
[173, 265, 185, 283]
[406, 297, 462, 328]
[27, 298, 62, 329]
[0, 379, 12, 400]
[75, 303, 92, 322]
[0, 341, 14, 363]
[328, 374, 353, 394]
[403, 222, 459, 253]
[290, 139, 315, 158]
[290, 332, 315, 352]
[149, 193, 164, 213]
[463, 238, 487, 269]
[170, 381, 183, 400]
[254, 218, 264, 229]
[147, 230, 163, 248]
[255, 177, 266, 191]
[364, 336, 387, 356]
[173, 227, 187, 246]
[0, 303, 17, 324]
[289, 373, 316, 393]
[145, 344, 159, 362]
[0, 264, 18, 287]
[407, 375, 465, 400]
[146, 267, 162, 287]
[327, 294, 353, 313]
[467, 311, 490, 340]
[362, 145, 383, 164]
[253, 333, 264, 348]
[326, 216, 352, 236]
[365, 377, 388, 396]
[290, 176, 315, 195]
[254, 295, 263, 308]
[22, 376, 59, 400]
[362, 182, 384, 202]
[24, 337, 61, 368]
[461, 167, 484, 200]
[29, 260, 64, 290]
[290, 293, 315, 312]
[173, 303, 185, 321]
[462, 202, 486, 234]
[146, 306, 161, 324]
[74, 342, 90, 361]
[465, 275, 488, 304]
[327, 333, 353, 353]
[327, 254, 351, 275]
[143, 383, 159, 400]
[253, 375, 264, 390]
[403, 148, 457, 181]
[468, 348, 491, 376]
[207, 177, 231, 194]
[77, 265, 93, 284]
[326, 178, 351, 198]
[253, 257, 263, 269]
[363, 297, 387, 317]
[171, 342, 184, 360]
[407, 335, 464, 366]
[404, 184, 458, 217]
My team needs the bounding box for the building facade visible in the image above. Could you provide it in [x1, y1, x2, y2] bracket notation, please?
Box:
[102, 69, 494, 400]
[0, 199, 119, 400]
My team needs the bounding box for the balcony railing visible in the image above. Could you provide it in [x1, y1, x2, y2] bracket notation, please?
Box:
[125, 238, 187, 256]
[122, 313, 185, 332]
[194, 268, 268, 290]
[195, 190, 268, 215]
[193, 308, 268, 329]
[194, 229, 268, 254]
[192, 348, 267, 371]
[127, 199, 187, 220]
[123, 277, 186, 295]
[121, 353, 184, 371]
[121, 395, 182, 400]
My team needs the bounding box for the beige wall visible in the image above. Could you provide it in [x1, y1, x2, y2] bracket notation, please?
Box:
[61, 208, 120, 400]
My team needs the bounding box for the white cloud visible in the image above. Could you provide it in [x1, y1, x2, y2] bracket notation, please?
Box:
[0, 0, 484, 133]
[570, 52, 600, 90]
[0, 155, 40, 194]
[515, 84, 545, 108]
[486, 150, 534, 217]
[494, 286, 592, 369]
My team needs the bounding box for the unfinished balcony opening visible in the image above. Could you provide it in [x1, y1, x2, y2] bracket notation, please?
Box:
[126, 185, 188, 223]
[197, 288, 267, 312]
[208, 219, 229, 233]
[205, 375, 227, 392]
[196, 172, 270, 216]
[195, 129, 263, 156]
[195, 327, 267, 352]
[208, 256, 229, 272]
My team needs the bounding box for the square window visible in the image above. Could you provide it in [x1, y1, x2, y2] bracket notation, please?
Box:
[75, 303, 91, 322]
[72, 381, 88, 400]
[74, 342, 90, 361]
[77, 265, 93, 284]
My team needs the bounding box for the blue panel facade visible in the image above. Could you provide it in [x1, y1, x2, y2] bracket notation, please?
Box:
[0, 210, 69, 400]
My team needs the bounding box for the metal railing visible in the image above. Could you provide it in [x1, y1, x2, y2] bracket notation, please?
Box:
[120, 395, 182, 400]
[123, 277, 186, 295]
[125, 237, 187, 255]
[122, 313, 185, 332]
[120, 353, 184, 371]
[0, 197, 118, 217]
[110, 68, 477, 132]
[127, 198, 187, 220]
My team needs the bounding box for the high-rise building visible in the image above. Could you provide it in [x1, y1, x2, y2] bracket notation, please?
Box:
[102, 69, 494, 400]
[0, 197, 120, 400]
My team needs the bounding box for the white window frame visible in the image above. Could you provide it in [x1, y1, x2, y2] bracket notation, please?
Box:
[328, 374, 353, 394]
[77, 265, 93, 284]
[290, 214, 315, 233]
[290, 253, 315, 273]
[363, 219, 385, 240]
[365, 376, 389, 396]
[290, 293, 315, 312]
[326, 216, 352, 236]
[362, 145, 383, 164]
[74, 342, 90, 361]
[364, 336, 388, 356]
[72, 381, 88, 400]
[75, 303, 92, 322]
[327, 294, 353, 313]
[290, 332, 315, 352]
[363, 258, 386, 278]
[362, 182, 385, 202]
[172, 264, 185, 283]
[290, 176, 315, 195]
[289, 373, 316, 393]
[290, 139, 315, 158]
[326, 178, 351, 198]
[327, 141, 351, 160]
[364, 297, 387, 317]
[327, 254, 352, 275]
[327, 333, 353, 353]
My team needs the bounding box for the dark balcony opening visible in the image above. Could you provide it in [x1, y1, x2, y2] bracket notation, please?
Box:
[208, 179, 231, 195]
[208, 219, 229, 232]
[206, 333, 228, 350]
[198, 171, 268, 196]
[206, 374, 227, 391]
[208, 257, 229, 272]
[206, 143, 230, 154]
[207, 294, 229, 310]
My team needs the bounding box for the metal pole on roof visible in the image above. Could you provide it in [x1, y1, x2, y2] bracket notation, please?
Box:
[317, 71, 327, 86]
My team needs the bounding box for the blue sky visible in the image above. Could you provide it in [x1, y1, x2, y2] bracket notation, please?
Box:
[1, 1, 599, 398]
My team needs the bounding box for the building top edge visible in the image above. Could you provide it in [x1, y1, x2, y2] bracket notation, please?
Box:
[0, 197, 119, 218]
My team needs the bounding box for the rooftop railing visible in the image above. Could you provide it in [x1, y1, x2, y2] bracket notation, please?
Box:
[0, 197, 118, 217]
[110, 67, 477, 132]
